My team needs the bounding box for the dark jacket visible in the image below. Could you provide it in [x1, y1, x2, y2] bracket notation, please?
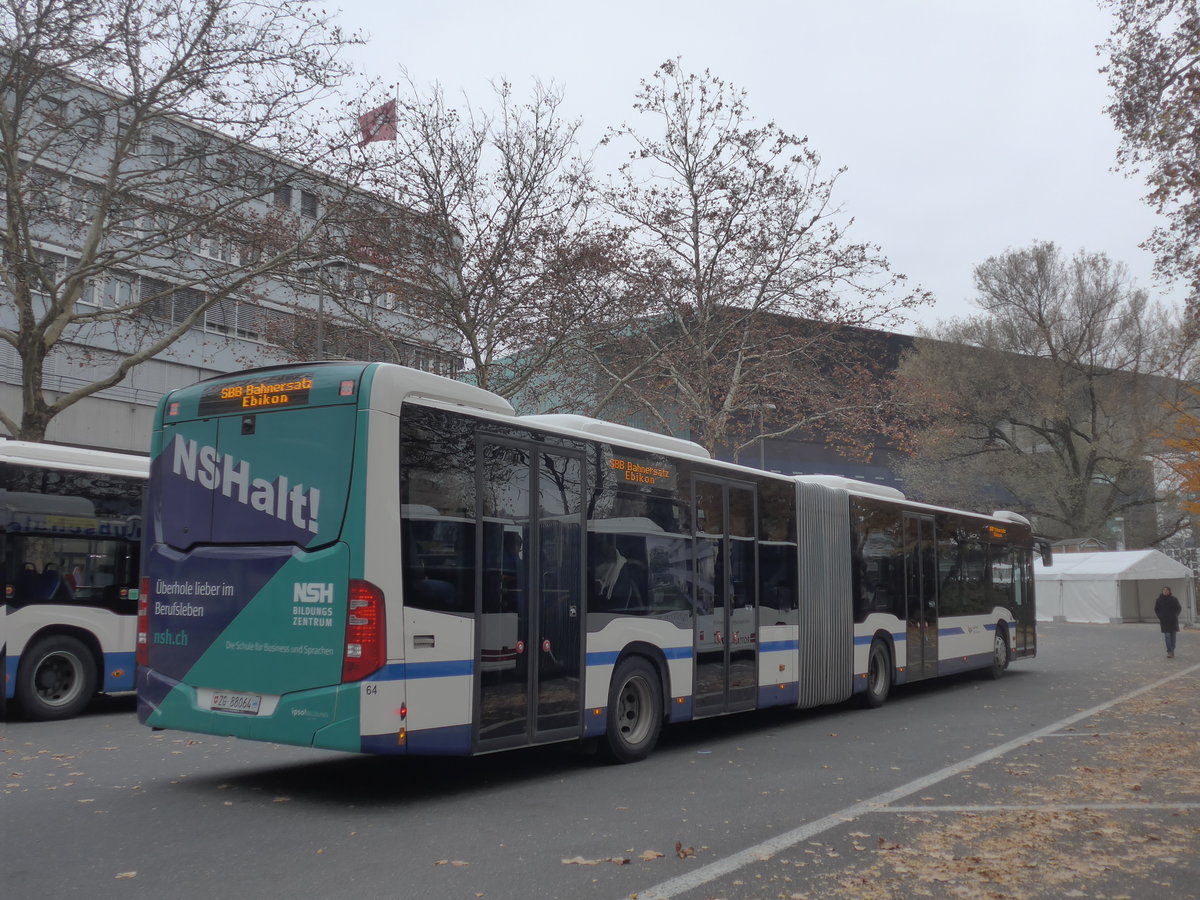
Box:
[1154, 592, 1182, 633]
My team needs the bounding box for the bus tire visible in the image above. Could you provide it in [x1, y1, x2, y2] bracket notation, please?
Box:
[16, 635, 97, 721]
[860, 639, 892, 709]
[987, 626, 1009, 680]
[604, 657, 663, 764]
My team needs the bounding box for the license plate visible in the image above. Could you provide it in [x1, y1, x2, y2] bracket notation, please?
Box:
[210, 691, 262, 715]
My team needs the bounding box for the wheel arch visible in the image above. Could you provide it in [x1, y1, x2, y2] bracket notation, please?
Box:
[994, 618, 1011, 645]
[21, 625, 105, 686]
[872, 628, 896, 668]
[613, 641, 671, 719]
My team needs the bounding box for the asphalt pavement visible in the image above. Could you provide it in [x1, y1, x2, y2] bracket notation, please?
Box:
[4, 622, 1199, 900]
[634, 628, 1200, 900]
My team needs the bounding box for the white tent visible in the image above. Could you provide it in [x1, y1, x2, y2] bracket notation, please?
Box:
[1034, 550, 1195, 624]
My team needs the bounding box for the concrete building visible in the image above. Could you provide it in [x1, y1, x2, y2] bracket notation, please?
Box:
[1, 65, 459, 455]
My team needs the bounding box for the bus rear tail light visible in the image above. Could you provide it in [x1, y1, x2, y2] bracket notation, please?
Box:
[343, 579, 386, 682]
[136, 576, 150, 666]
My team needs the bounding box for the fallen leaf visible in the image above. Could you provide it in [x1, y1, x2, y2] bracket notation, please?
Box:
[562, 856, 628, 866]
[114, 872, 137, 879]
[675, 841, 695, 859]
[639, 850, 664, 861]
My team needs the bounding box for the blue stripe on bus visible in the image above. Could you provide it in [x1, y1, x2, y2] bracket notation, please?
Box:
[759, 640, 798, 653]
[669, 695, 693, 722]
[4, 654, 16, 700]
[584, 709, 608, 736]
[759, 682, 800, 708]
[367, 660, 474, 681]
[937, 652, 993, 675]
[586, 646, 692, 667]
[854, 633, 906, 645]
[360, 724, 473, 756]
[102, 652, 137, 693]
[938, 626, 966, 637]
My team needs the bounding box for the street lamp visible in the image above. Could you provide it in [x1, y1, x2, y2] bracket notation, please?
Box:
[753, 402, 777, 470]
[298, 259, 347, 360]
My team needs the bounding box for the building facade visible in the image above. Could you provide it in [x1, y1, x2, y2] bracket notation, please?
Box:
[1, 65, 459, 455]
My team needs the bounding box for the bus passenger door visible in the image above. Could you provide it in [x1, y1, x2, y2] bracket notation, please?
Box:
[1012, 548, 1036, 659]
[476, 440, 583, 751]
[533, 451, 583, 737]
[904, 514, 938, 680]
[693, 478, 758, 717]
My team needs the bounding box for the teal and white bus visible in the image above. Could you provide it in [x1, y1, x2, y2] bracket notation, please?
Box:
[137, 362, 1044, 761]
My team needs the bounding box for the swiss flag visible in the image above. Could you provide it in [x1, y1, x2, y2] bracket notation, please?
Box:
[358, 99, 397, 146]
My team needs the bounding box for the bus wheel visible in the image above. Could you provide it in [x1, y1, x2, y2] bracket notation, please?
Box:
[988, 627, 1009, 680]
[860, 640, 892, 709]
[604, 657, 663, 764]
[16, 635, 97, 721]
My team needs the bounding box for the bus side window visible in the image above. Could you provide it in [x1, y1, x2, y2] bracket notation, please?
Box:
[589, 532, 646, 613]
[14, 562, 39, 603]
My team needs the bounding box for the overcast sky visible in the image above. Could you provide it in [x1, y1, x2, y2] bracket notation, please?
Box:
[331, 0, 1181, 333]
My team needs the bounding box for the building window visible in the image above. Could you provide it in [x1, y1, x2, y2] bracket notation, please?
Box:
[142, 281, 204, 324]
[80, 273, 135, 308]
[61, 182, 90, 222]
[197, 235, 232, 262]
[110, 275, 135, 307]
[84, 112, 105, 139]
[273, 184, 293, 209]
[300, 190, 318, 218]
[205, 298, 264, 342]
[36, 94, 66, 124]
[184, 144, 207, 174]
[148, 137, 175, 165]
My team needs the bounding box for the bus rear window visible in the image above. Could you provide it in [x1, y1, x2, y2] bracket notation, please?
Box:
[152, 405, 358, 549]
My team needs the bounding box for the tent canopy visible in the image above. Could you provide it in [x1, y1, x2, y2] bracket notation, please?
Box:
[1034, 550, 1193, 623]
[1037, 550, 1192, 581]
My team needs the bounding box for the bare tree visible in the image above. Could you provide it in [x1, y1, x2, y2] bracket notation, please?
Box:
[893, 241, 1198, 545]
[0, 0, 365, 440]
[1102, 0, 1200, 318]
[334, 75, 624, 401]
[591, 60, 927, 457]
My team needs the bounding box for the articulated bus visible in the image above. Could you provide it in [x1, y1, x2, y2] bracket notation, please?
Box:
[137, 362, 1046, 762]
[2, 441, 147, 720]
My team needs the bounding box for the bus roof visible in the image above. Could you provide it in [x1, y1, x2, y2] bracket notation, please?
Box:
[0, 440, 149, 479]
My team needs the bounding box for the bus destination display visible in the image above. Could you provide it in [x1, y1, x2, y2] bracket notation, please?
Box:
[198, 374, 314, 414]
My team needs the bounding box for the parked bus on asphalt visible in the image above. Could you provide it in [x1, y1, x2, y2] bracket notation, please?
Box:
[2, 441, 146, 720]
[137, 362, 1048, 761]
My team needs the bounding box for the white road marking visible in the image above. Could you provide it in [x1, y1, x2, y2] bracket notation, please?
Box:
[622, 662, 1200, 900]
[885, 803, 1200, 813]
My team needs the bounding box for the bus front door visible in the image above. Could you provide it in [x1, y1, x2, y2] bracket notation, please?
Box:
[693, 478, 758, 718]
[477, 441, 584, 751]
[904, 514, 938, 680]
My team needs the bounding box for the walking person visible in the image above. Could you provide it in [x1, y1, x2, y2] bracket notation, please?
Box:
[1154, 586, 1182, 658]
